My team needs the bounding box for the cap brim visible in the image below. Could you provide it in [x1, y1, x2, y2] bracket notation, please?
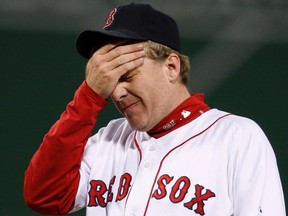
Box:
[76, 29, 147, 59]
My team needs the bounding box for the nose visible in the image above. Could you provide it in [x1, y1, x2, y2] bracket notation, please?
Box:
[111, 83, 128, 102]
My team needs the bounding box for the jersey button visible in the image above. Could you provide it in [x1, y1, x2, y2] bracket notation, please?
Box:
[149, 146, 155, 151]
[125, 213, 136, 216]
[144, 161, 151, 168]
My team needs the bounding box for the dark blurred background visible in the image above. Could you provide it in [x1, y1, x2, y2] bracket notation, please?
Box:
[1, 0, 287, 215]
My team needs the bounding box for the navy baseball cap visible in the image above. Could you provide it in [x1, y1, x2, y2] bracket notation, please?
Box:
[76, 3, 181, 59]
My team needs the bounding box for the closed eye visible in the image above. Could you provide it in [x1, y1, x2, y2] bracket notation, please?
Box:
[119, 74, 134, 82]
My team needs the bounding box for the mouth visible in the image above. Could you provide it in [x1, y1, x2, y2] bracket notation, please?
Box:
[120, 101, 141, 114]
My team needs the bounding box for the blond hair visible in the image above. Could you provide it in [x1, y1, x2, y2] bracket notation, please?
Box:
[143, 41, 190, 86]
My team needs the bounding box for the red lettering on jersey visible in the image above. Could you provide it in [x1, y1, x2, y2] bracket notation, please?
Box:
[116, 173, 132, 201]
[170, 176, 190, 203]
[107, 176, 116, 202]
[87, 173, 216, 214]
[184, 184, 216, 215]
[88, 180, 108, 207]
[152, 174, 174, 199]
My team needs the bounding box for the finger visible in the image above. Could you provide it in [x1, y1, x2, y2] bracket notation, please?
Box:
[95, 42, 144, 63]
[90, 43, 145, 78]
[95, 43, 118, 55]
[109, 49, 146, 70]
[113, 55, 145, 78]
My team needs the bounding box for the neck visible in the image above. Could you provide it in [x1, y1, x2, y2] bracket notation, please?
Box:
[147, 93, 210, 138]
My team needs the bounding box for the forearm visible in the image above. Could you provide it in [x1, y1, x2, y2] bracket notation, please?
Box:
[24, 81, 108, 215]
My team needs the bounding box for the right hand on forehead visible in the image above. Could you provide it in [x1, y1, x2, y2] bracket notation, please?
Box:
[85, 42, 145, 98]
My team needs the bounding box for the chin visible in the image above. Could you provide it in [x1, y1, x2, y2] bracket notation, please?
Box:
[130, 123, 148, 132]
[128, 119, 150, 132]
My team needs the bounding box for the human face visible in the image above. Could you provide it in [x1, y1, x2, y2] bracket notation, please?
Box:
[111, 57, 175, 132]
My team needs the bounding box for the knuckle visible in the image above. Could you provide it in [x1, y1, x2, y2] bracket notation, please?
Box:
[117, 56, 126, 65]
[93, 55, 104, 65]
[121, 62, 133, 72]
[99, 65, 109, 74]
[113, 46, 123, 56]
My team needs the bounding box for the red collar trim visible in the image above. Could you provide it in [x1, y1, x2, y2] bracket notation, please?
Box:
[147, 94, 210, 139]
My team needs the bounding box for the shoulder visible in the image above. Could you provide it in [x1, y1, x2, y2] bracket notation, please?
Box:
[212, 110, 272, 156]
[102, 117, 133, 138]
[89, 117, 134, 144]
[83, 118, 134, 158]
[224, 113, 266, 139]
[205, 109, 270, 151]
[208, 109, 265, 135]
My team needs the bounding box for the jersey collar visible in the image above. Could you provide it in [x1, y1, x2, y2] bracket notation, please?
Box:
[147, 94, 210, 139]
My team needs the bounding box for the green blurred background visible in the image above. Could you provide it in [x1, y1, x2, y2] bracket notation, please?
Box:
[1, 0, 287, 215]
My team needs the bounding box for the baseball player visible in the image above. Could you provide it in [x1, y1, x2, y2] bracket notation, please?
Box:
[24, 3, 286, 216]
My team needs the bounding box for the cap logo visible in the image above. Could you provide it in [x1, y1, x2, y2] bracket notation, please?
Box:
[103, 8, 117, 29]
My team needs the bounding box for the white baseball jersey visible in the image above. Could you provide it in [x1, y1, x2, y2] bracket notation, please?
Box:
[72, 109, 285, 216]
[24, 82, 286, 216]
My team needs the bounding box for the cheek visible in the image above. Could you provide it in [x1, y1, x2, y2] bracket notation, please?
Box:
[144, 89, 167, 119]
[141, 77, 171, 110]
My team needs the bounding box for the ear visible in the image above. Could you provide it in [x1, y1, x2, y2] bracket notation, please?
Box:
[165, 53, 181, 83]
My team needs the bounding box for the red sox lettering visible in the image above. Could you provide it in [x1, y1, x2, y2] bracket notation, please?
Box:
[88, 173, 132, 207]
[152, 174, 216, 215]
[88, 173, 216, 215]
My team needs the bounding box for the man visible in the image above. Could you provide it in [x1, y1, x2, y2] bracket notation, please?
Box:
[24, 3, 286, 216]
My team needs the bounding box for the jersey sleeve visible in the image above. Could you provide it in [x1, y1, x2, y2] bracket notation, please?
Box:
[228, 117, 286, 216]
[23, 81, 108, 215]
